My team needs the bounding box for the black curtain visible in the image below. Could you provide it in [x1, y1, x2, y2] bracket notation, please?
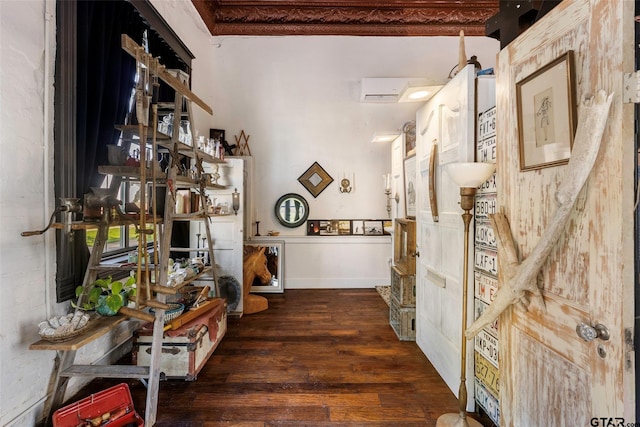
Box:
[76, 1, 138, 194]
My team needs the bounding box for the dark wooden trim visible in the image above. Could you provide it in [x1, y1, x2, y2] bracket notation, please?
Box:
[191, 0, 499, 36]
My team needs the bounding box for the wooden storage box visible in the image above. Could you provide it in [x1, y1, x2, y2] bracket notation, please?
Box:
[133, 298, 227, 380]
[389, 295, 416, 341]
[394, 218, 416, 275]
[391, 265, 416, 306]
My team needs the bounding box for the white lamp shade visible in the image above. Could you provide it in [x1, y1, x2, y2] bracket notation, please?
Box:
[445, 162, 496, 188]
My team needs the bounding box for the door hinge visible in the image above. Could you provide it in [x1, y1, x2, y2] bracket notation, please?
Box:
[623, 71, 640, 103]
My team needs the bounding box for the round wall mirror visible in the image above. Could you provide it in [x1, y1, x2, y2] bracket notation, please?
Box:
[274, 193, 309, 228]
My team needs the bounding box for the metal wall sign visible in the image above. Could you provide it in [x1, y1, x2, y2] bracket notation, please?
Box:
[475, 352, 500, 398]
[474, 271, 498, 305]
[475, 298, 499, 337]
[475, 379, 501, 426]
[474, 246, 498, 277]
[475, 328, 499, 368]
[474, 193, 497, 220]
[475, 220, 497, 248]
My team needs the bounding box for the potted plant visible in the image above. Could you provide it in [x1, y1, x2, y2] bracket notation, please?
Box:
[74, 275, 137, 316]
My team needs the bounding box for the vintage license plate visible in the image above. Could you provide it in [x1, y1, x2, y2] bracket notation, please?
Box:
[475, 352, 500, 398]
[477, 135, 497, 165]
[477, 106, 497, 141]
[475, 247, 498, 277]
[475, 328, 499, 368]
[474, 193, 497, 219]
[475, 220, 496, 248]
[477, 172, 497, 194]
[475, 379, 500, 426]
[474, 271, 498, 304]
[474, 299, 499, 337]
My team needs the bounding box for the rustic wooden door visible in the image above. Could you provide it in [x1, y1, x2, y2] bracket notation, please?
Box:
[495, 1, 635, 425]
[415, 65, 477, 409]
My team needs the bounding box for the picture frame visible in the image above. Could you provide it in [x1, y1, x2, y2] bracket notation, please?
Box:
[516, 51, 577, 171]
[364, 220, 384, 236]
[403, 154, 417, 219]
[298, 161, 334, 198]
[338, 220, 352, 235]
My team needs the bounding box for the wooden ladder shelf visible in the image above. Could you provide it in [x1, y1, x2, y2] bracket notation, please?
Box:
[29, 35, 222, 426]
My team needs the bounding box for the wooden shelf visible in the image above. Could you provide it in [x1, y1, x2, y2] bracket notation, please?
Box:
[30, 315, 129, 351]
[114, 125, 225, 164]
[149, 266, 214, 295]
[98, 165, 167, 179]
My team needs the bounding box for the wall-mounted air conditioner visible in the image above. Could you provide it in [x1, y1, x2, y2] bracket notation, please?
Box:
[360, 77, 432, 103]
[360, 78, 408, 103]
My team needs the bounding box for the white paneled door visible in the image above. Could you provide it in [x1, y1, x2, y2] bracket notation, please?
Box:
[415, 65, 477, 410]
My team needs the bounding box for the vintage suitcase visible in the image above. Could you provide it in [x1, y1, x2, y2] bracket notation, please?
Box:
[390, 265, 416, 306]
[133, 298, 227, 380]
[389, 294, 416, 341]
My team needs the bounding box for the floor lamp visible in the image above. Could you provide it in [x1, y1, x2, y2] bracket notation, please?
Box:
[437, 162, 496, 427]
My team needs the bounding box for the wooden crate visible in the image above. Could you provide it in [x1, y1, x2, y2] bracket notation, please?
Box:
[390, 265, 416, 307]
[394, 218, 416, 275]
[389, 295, 416, 341]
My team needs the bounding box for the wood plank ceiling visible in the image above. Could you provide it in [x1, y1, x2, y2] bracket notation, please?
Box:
[191, 0, 500, 37]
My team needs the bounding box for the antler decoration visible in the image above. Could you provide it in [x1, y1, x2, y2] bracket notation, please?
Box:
[465, 90, 614, 338]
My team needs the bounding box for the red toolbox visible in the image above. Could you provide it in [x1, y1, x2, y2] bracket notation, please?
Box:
[52, 383, 143, 427]
[132, 298, 227, 380]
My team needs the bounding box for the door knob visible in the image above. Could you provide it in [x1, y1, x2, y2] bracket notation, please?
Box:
[576, 322, 610, 342]
[412, 250, 420, 258]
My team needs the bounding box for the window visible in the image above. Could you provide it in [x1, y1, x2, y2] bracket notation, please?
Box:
[54, 0, 192, 301]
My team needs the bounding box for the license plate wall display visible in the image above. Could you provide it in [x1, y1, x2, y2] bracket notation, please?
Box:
[474, 101, 499, 424]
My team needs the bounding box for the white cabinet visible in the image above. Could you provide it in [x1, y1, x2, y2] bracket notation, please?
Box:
[190, 156, 251, 316]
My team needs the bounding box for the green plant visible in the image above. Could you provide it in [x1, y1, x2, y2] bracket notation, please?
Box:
[74, 275, 137, 314]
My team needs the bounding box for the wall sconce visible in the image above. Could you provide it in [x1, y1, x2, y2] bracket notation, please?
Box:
[339, 173, 354, 193]
[383, 173, 393, 218]
[232, 188, 240, 215]
[437, 161, 495, 427]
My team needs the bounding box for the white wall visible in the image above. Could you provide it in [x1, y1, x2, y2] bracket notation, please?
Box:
[0, 0, 498, 424]
[203, 35, 499, 234]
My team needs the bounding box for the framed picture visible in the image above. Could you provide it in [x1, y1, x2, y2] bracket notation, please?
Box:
[352, 220, 364, 235]
[364, 220, 384, 235]
[516, 51, 577, 171]
[403, 154, 417, 219]
[298, 162, 334, 198]
[338, 220, 351, 235]
[307, 220, 320, 235]
[319, 220, 339, 235]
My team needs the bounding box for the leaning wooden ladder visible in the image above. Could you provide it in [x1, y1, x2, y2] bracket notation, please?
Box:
[28, 35, 220, 426]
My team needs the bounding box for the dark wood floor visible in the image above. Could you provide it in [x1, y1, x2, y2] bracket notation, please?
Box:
[71, 289, 488, 426]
